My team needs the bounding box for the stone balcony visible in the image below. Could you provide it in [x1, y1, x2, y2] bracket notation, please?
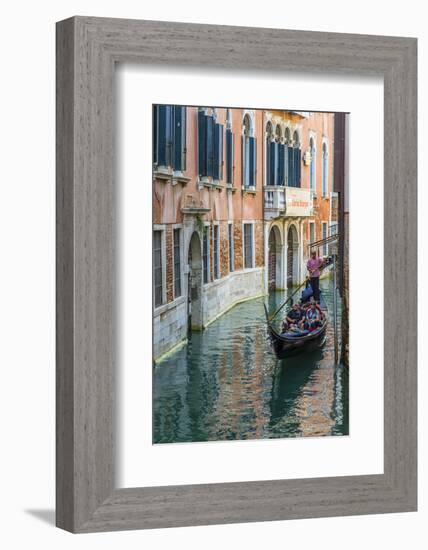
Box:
[264, 186, 313, 220]
[181, 194, 211, 215]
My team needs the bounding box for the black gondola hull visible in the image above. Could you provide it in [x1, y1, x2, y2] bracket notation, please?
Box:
[268, 322, 327, 359]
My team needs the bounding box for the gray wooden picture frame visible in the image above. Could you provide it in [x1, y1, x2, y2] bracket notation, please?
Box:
[56, 16, 417, 533]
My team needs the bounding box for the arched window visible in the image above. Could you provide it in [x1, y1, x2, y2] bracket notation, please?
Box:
[309, 137, 316, 192]
[322, 142, 328, 196]
[265, 121, 274, 186]
[242, 114, 256, 188]
[225, 109, 234, 184]
[276, 126, 286, 186]
[288, 130, 301, 187]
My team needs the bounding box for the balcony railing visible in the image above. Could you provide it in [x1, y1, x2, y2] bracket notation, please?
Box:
[264, 186, 285, 212]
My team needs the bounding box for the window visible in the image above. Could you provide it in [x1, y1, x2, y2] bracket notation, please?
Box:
[243, 223, 254, 269]
[173, 228, 181, 298]
[198, 109, 223, 180]
[242, 114, 257, 188]
[322, 222, 328, 256]
[284, 127, 291, 185]
[274, 126, 285, 187]
[203, 225, 210, 283]
[287, 130, 301, 187]
[322, 142, 328, 196]
[265, 121, 274, 186]
[310, 137, 316, 192]
[309, 221, 315, 246]
[214, 123, 223, 180]
[228, 223, 234, 272]
[153, 105, 187, 171]
[226, 110, 234, 184]
[173, 106, 187, 172]
[213, 225, 220, 279]
[153, 230, 163, 307]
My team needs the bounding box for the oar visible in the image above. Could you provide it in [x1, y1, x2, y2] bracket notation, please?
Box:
[268, 278, 309, 322]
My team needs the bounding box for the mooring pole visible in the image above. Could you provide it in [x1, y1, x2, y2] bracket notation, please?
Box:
[333, 252, 339, 364]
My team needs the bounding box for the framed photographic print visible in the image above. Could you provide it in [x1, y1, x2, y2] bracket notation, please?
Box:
[56, 17, 417, 532]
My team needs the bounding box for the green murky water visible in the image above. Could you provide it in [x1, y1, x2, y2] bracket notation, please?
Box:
[153, 275, 349, 443]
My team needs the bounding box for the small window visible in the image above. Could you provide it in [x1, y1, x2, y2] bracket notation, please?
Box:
[322, 222, 328, 256]
[310, 137, 316, 192]
[203, 226, 210, 284]
[173, 228, 181, 298]
[309, 221, 315, 246]
[322, 142, 328, 197]
[153, 230, 163, 307]
[228, 224, 234, 272]
[213, 225, 220, 279]
[243, 223, 254, 269]
[242, 115, 256, 188]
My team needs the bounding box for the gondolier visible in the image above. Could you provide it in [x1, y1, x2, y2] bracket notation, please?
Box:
[307, 250, 323, 303]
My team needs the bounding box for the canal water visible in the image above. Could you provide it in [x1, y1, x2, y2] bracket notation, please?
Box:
[153, 274, 349, 444]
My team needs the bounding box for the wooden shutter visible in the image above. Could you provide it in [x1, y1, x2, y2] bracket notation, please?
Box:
[288, 146, 294, 186]
[284, 144, 288, 185]
[198, 110, 206, 177]
[153, 105, 158, 164]
[173, 106, 182, 171]
[296, 148, 301, 187]
[158, 105, 172, 167]
[249, 136, 256, 187]
[269, 141, 277, 186]
[278, 144, 285, 185]
[206, 115, 214, 177]
[226, 129, 233, 183]
[214, 123, 223, 180]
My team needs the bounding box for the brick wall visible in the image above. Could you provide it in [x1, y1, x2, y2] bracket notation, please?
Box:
[220, 222, 229, 277]
[233, 223, 243, 271]
[255, 220, 264, 267]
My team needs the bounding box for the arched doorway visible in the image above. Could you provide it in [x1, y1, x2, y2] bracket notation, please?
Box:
[268, 225, 282, 291]
[287, 225, 299, 288]
[187, 231, 203, 330]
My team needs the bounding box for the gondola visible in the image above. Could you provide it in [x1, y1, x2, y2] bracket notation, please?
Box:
[264, 273, 330, 360]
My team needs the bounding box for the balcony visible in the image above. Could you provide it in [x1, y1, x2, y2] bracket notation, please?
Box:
[264, 186, 285, 219]
[181, 194, 211, 215]
[264, 186, 313, 219]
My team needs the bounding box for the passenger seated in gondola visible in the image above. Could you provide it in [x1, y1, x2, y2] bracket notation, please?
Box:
[282, 302, 304, 332]
[303, 301, 322, 331]
[305, 297, 324, 319]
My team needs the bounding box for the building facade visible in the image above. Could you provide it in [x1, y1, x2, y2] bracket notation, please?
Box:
[153, 106, 337, 362]
[264, 110, 336, 292]
[153, 106, 265, 361]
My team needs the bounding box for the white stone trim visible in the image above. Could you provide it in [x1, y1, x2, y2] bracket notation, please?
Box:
[309, 131, 317, 192]
[203, 221, 211, 285]
[153, 224, 167, 311]
[321, 221, 329, 256]
[242, 220, 256, 269]
[171, 223, 183, 300]
[321, 137, 329, 197]
[309, 220, 316, 246]
[212, 221, 220, 279]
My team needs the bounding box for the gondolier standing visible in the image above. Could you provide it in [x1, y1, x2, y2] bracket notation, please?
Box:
[307, 250, 323, 303]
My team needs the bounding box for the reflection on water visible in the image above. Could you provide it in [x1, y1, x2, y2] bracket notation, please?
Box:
[153, 275, 349, 443]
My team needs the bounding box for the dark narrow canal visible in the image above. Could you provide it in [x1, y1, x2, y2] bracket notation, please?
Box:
[153, 275, 349, 444]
